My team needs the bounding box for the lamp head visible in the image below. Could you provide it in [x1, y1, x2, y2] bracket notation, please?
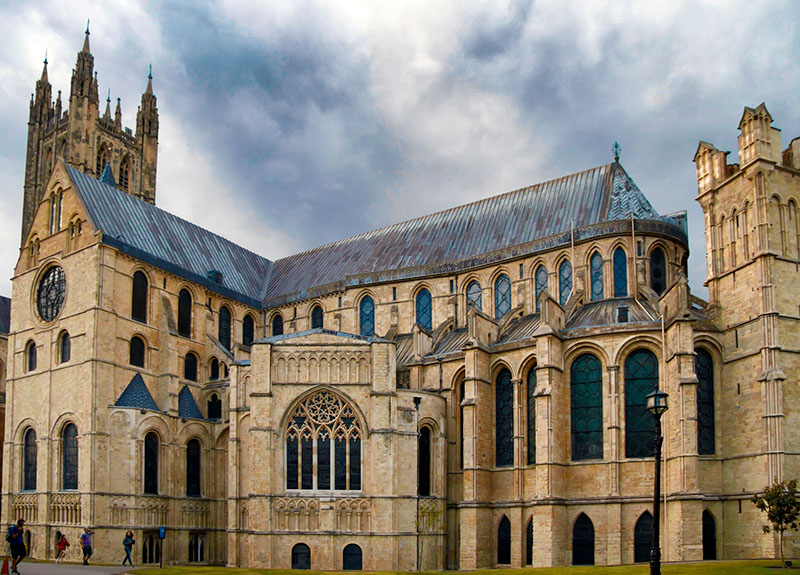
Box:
[646, 388, 669, 418]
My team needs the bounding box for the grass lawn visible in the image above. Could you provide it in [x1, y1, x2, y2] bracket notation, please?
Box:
[128, 560, 799, 575]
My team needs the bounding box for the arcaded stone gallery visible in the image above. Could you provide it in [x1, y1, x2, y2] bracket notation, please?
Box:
[3, 32, 800, 569]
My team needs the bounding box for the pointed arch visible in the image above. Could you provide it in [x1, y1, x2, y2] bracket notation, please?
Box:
[526, 364, 537, 465]
[358, 295, 374, 337]
[243, 313, 255, 345]
[525, 517, 534, 565]
[649, 246, 667, 295]
[613, 246, 628, 297]
[624, 349, 658, 458]
[558, 259, 572, 306]
[702, 510, 717, 560]
[96, 142, 110, 176]
[634, 511, 653, 563]
[416, 287, 433, 330]
[590, 251, 604, 300]
[695, 348, 716, 454]
[119, 154, 132, 191]
[572, 513, 594, 565]
[495, 368, 513, 467]
[570, 353, 603, 460]
[497, 515, 511, 564]
[494, 274, 512, 319]
[534, 265, 548, 312]
[466, 279, 482, 311]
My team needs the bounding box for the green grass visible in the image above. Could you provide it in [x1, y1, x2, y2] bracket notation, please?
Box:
[128, 560, 798, 575]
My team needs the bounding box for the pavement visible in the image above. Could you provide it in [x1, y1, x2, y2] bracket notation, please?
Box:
[0, 561, 131, 575]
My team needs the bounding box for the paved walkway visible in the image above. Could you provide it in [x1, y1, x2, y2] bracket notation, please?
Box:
[1, 561, 130, 575]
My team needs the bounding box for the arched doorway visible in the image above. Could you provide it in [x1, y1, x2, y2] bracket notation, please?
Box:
[525, 518, 533, 565]
[634, 511, 654, 563]
[343, 543, 362, 570]
[497, 516, 511, 564]
[703, 510, 717, 560]
[573, 513, 595, 565]
[292, 543, 311, 569]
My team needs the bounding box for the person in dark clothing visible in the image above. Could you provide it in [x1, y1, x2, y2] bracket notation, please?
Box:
[121, 530, 135, 567]
[7, 519, 26, 575]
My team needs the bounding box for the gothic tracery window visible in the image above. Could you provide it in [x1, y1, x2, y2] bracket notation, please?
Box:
[625, 349, 658, 458]
[416, 288, 432, 330]
[359, 296, 374, 337]
[494, 274, 511, 320]
[286, 391, 362, 491]
[535, 265, 548, 312]
[613, 247, 628, 297]
[590, 251, 604, 301]
[466, 280, 482, 311]
[571, 353, 603, 461]
[119, 156, 131, 191]
[527, 367, 536, 465]
[696, 348, 715, 454]
[650, 247, 666, 295]
[495, 368, 513, 467]
[559, 260, 572, 307]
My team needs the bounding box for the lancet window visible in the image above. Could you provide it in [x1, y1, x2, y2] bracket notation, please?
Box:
[286, 391, 362, 491]
[559, 260, 572, 306]
[535, 265, 548, 312]
[494, 274, 511, 319]
[613, 247, 628, 297]
[466, 280, 482, 311]
[590, 251, 604, 300]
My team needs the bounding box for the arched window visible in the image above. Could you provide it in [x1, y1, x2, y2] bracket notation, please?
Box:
[62, 423, 78, 490]
[459, 380, 466, 469]
[286, 390, 362, 491]
[311, 305, 324, 330]
[59, 331, 71, 364]
[272, 313, 284, 336]
[613, 247, 628, 297]
[132, 271, 148, 323]
[207, 393, 222, 420]
[702, 510, 717, 560]
[177, 289, 192, 338]
[242, 314, 255, 346]
[186, 438, 201, 497]
[527, 367, 536, 465]
[416, 288, 433, 330]
[625, 349, 658, 458]
[696, 348, 716, 454]
[142, 532, 161, 565]
[650, 247, 666, 295]
[130, 336, 146, 368]
[26, 340, 37, 372]
[343, 543, 362, 570]
[525, 518, 534, 565]
[418, 426, 431, 496]
[571, 354, 603, 461]
[210, 358, 219, 381]
[572, 513, 595, 565]
[119, 156, 131, 191]
[49, 191, 62, 234]
[96, 144, 110, 176]
[23, 428, 37, 491]
[466, 280, 482, 311]
[218, 306, 231, 350]
[359, 296, 374, 337]
[497, 516, 511, 564]
[144, 432, 159, 494]
[590, 251, 604, 301]
[535, 265, 548, 312]
[184, 353, 198, 382]
[495, 368, 513, 467]
[559, 260, 572, 307]
[188, 533, 204, 563]
[494, 274, 511, 320]
[291, 543, 311, 570]
[634, 511, 653, 563]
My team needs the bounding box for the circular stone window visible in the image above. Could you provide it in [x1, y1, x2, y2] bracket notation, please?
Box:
[36, 266, 66, 322]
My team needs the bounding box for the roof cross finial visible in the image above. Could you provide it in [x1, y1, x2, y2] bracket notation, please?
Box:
[86, 19, 90, 34]
[612, 141, 621, 163]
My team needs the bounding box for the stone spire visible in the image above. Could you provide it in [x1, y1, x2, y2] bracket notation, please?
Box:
[115, 97, 122, 130]
[82, 20, 91, 54]
[103, 89, 112, 120]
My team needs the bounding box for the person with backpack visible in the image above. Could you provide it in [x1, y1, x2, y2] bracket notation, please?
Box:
[79, 527, 94, 565]
[6, 519, 26, 575]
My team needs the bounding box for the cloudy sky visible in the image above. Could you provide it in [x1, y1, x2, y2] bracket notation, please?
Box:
[1, 0, 798, 299]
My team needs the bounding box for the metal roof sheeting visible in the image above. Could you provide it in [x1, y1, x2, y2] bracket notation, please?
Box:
[565, 298, 659, 330]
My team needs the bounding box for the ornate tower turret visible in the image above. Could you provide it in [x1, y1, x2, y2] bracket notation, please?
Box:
[135, 67, 159, 203]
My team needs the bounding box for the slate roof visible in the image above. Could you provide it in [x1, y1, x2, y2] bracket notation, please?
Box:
[564, 297, 659, 330]
[178, 386, 205, 420]
[114, 373, 160, 411]
[0, 296, 10, 334]
[68, 166, 272, 307]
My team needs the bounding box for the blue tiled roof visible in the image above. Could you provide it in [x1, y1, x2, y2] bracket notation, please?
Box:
[178, 386, 205, 420]
[115, 373, 160, 411]
[68, 166, 272, 307]
[0, 296, 10, 334]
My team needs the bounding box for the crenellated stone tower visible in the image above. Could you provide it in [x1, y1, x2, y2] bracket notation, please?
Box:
[20, 25, 159, 245]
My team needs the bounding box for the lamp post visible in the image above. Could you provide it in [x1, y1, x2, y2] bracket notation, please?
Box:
[646, 388, 669, 575]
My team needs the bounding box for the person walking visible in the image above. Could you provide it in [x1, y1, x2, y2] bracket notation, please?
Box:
[55, 534, 69, 563]
[6, 519, 26, 575]
[79, 527, 94, 565]
[121, 531, 135, 567]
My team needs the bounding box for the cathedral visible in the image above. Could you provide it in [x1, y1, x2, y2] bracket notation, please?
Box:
[2, 31, 800, 570]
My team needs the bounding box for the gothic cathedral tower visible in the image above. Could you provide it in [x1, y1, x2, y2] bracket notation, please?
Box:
[20, 25, 159, 245]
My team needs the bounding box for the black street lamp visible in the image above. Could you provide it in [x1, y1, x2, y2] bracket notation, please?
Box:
[646, 388, 669, 575]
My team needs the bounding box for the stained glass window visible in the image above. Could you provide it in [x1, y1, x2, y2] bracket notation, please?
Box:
[286, 391, 362, 490]
[359, 296, 374, 337]
[62, 423, 78, 490]
[311, 305, 324, 329]
[24, 428, 37, 491]
[634, 512, 653, 563]
[466, 280, 482, 311]
[495, 368, 514, 467]
[178, 289, 192, 338]
[60, 332, 70, 363]
[272, 314, 284, 336]
[243, 314, 255, 346]
[37, 265, 66, 322]
[130, 336, 145, 368]
[535, 265, 548, 312]
[650, 247, 666, 295]
[527, 367, 536, 465]
[573, 513, 595, 565]
[497, 516, 511, 564]
[613, 247, 628, 297]
[571, 354, 603, 460]
[416, 289, 432, 330]
[559, 260, 572, 307]
[144, 432, 159, 494]
[132, 271, 148, 323]
[26, 341, 36, 372]
[186, 439, 201, 497]
[625, 349, 658, 458]
[494, 275, 511, 319]
[418, 426, 431, 496]
[590, 252, 604, 301]
[184, 353, 198, 382]
[696, 348, 715, 454]
[218, 306, 231, 350]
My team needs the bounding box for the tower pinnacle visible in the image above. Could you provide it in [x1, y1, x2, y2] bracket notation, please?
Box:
[83, 20, 91, 53]
[40, 53, 48, 82]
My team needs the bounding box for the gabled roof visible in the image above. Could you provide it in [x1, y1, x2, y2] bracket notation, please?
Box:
[178, 386, 205, 420]
[114, 373, 160, 411]
[67, 166, 272, 307]
[0, 296, 10, 334]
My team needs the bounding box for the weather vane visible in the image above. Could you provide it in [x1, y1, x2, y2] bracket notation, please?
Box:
[612, 141, 621, 162]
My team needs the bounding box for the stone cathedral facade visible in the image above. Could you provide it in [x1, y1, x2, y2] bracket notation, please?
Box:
[3, 34, 800, 570]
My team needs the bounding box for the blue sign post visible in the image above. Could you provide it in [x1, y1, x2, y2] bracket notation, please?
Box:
[158, 526, 166, 568]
